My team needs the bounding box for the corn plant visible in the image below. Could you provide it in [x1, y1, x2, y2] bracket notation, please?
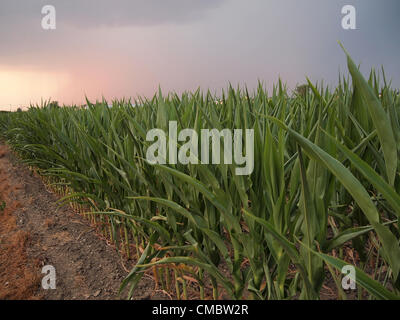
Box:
[0, 46, 399, 300]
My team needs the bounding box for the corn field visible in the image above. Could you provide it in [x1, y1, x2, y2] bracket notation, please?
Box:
[1, 50, 400, 300]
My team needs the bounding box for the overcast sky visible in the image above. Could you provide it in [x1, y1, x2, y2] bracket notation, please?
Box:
[0, 0, 399, 109]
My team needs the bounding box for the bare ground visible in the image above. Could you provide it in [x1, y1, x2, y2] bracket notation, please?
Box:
[0, 144, 167, 300]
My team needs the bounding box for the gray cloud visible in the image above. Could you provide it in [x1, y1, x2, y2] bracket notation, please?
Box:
[0, 0, 226, 27]
[0, 0, 226, 66]
[0, 0, 399, 108]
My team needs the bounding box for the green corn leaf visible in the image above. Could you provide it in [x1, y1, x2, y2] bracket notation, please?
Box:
[340, 43, 397, 186]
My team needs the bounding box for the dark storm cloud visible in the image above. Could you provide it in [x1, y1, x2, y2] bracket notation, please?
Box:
[0, 0, 226, 27]
[0, 0, 399, 108]
[0, 0, 226, 65]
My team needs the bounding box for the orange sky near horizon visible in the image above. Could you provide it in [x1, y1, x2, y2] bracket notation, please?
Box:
[0, 69, 71, 111]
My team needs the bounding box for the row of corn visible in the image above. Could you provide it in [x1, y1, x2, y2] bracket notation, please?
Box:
[1, 49, 400, 299]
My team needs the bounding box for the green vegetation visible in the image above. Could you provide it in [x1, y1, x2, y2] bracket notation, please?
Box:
[0, 49, 400, 300]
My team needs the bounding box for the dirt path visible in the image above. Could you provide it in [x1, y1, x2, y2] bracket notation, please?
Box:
[0, 144, 163, 300]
